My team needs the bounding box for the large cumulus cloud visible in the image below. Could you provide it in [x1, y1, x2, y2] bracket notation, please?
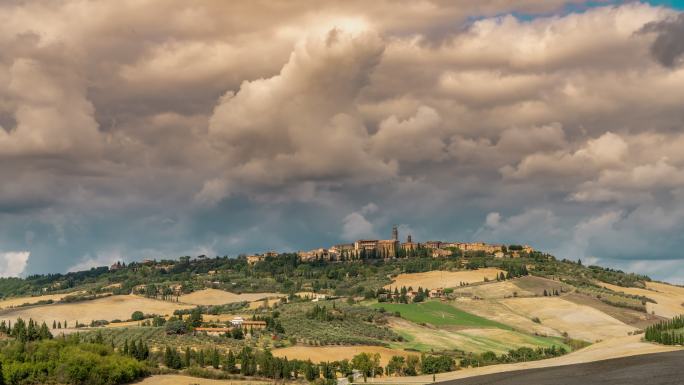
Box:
[1, 1, 684, 282]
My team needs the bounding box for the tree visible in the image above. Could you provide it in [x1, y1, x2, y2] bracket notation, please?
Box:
[184, 347, 192, 368]
[304, 361, 319, 381]
[131, 311, 145, 321]
[351, 353, 379, 382]
[231, 327, 244, 339]
[225, 350, 237, 373]
[164, 346, 182, 369]
[0, 360, 4, 385]
[405, 355, 419, 376]
[39, 322, 53, 340]
[197, 349, 205, 367]
[386, 356, 405, 376]
[165, 319, 187, 335]
[211, 348, 220, 369]
[186, 308, 203, 328]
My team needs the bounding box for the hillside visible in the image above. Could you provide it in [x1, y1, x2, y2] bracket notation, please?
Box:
[0, 251, 681, 385]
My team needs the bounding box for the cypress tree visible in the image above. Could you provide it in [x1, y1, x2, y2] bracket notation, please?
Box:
[184, 347, 192, 368]
[224, 350, 236, 373]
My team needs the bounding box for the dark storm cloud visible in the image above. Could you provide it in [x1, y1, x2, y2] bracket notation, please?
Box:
[642, 13, 684, 67]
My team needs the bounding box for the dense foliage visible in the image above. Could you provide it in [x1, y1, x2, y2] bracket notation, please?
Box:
[644, 315, 684, 345]
[0, 336, 148, 385]
[460, 346, 568, 367]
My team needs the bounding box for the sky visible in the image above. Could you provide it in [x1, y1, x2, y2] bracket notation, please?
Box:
[1, 1, 684, 283]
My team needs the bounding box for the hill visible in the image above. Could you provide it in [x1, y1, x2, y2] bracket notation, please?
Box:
[0, 250, 681, 385]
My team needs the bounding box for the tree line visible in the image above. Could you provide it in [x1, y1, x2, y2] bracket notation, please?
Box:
[644, 315, 684, 345]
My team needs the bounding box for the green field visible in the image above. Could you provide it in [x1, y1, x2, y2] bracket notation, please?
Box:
[371, 300, 511, 329]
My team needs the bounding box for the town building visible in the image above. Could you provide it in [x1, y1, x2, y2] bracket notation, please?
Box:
[246, 255, 265, 265]
[241, 320, 267, 330]
[425, 241, 443, 249]
[431, 248, 452, 258]
[401, 234, 419, 251]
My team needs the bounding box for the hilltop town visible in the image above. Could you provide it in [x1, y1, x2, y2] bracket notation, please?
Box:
[246, 226, 534, 265]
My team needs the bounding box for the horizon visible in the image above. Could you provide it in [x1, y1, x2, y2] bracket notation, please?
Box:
[2, 0, 684, 285]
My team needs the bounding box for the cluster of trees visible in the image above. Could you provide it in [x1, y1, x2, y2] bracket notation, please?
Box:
[501, 263, 529, 279]
[460, 346, 567, 368]
[0, 334, 148, 385]
[543, 289, 561, 296]
[173, 301, 248, 316]
[645, 315, 684, 345]
[134, 283, 178, 301]
[377, 286, 428, 303]
[162, 346, 303, 379]
[385, 354, 455, 377]
[122, 339, 150, 361]
[306, 304, 342, 321]
[0, 318, 52, 342]
[165, 309, 203, 335]
[253, 313, 285, 334]
[158, 347, 457, 382]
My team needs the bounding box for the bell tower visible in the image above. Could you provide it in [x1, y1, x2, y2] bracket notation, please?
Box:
[392, 225, 398, 241]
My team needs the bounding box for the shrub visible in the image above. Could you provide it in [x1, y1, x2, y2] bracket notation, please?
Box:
[131, 311, 145, 321]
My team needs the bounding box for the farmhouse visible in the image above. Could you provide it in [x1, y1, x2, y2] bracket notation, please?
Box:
[241, 320, 267, 330]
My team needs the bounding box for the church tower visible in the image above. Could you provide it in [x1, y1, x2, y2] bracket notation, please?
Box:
[392, 225, 398, 241]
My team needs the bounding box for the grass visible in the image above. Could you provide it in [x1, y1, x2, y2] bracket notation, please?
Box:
[371, 300, 511, 329]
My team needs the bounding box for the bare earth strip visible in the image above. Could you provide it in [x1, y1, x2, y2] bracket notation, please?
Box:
[386, 269, 506, 290]
[134, 375, 271, 385]
[178, 289, 285, 306]
[272, 345, 412, 365]
[497, 297, 635, 342]
[600, 281, 684, 319]
[368, 335, 681, 384]
[0, 295, 192, 326]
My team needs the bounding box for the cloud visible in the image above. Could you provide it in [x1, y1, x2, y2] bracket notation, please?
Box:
[476, 209, 563, 247]
[207, 27, 396, 191]
[0, 1, 684, 283]
[194, 178, 232, 207]
[342, 211, 377, 241]
[0, 59, 101, 157]
[68, 252, 123, 273]
[371, 106, 447, 163]
[641, 13, 684, 68]
[0, 251, 30, 278]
